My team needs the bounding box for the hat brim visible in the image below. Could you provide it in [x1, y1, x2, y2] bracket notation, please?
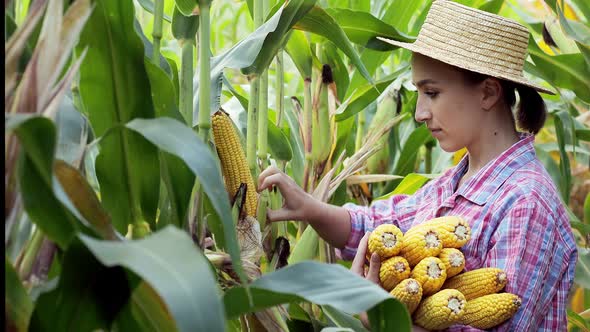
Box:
[377, 36, 555, 95]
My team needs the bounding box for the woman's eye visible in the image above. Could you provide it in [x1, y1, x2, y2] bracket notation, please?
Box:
[425, 91, 438, 98]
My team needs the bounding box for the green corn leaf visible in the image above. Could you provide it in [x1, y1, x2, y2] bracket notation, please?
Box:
[79, 226, 225, 332]
[174, 0, 198, 16]
[223, 261, 411, 332]
[294, 6, 373, 85]
[324, 8, 414, 51]
[268, 120, 293, 161]
[172, 5, 199, 42]
[376, 173, 431, 201]
[77, 0, 161, 233]
[553, 111, 574, 203]
[288, 226, 319, 265]
[5, 257, 33, 332]
[285, 29, 313, 79]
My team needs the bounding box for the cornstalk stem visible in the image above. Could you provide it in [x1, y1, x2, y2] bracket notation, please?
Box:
[246, 77, 260, 174]
[152, 0, 164, 65]
[198, 2, 211, 140]
[18, 227, 43, 279]
[257, 69, 268, 160]
[425, 145, 433, 174]
[276, 50, 284, 126]
[180, 40, 194, 125]
[355, 111, 365, 152]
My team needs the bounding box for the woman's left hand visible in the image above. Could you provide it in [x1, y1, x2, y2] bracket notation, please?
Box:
[351, 231, 382, 284]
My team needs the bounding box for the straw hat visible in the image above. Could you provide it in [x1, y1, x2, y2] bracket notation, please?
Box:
[378, 0, 555, 94]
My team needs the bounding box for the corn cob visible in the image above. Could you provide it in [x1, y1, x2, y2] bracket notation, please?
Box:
[460, 293, 522, 329]
[368, 224, 404, 259]
[400, 227, 442, 266]
[390, 278, 422, 314]
[411, 257, 447, 295]
[380, 256, 411, 291]
[442, 268, 507, 300]
[413, 289, 466, 330]
[414, 216, 471, 248]
[438, 248, 465, 278]
[212, 111, 258, 217]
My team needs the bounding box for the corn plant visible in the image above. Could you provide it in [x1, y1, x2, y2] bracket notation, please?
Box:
[5, 0, 590, 331]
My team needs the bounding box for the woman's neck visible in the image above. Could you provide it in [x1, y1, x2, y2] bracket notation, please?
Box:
[462, 109, 520, 184]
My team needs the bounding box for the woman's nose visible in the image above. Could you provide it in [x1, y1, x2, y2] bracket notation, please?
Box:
[414, 99, 432, 123]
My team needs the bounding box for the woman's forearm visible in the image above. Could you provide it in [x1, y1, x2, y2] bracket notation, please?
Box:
[304, 199, 352, 249]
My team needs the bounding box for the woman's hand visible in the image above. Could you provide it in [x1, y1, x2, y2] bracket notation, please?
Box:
[257, 166, 317, 222]
[351, 232, 381, 284]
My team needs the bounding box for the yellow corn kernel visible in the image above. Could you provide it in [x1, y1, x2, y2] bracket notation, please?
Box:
[400, 227, 442, 267]
[438, 248, 465, 278]
[414, 216, 471, 248]
[211, 111, 258, 217]
[411, 257, 447, 296]
[368, 224, 404, 259]
[442, 268, 507, 300]
[413, 289, 466, 330]
[380, 256, 411, 291]
[460, 293, 522, 329]
[390, 278, 422, 314]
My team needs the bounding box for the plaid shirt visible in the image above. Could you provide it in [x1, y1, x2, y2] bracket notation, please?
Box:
[343, 134, 577, 331]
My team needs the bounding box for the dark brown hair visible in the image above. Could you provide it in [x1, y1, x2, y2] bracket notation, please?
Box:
[461, 70, 547, 134]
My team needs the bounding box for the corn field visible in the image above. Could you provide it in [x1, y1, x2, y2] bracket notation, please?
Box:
[4, 0, 590, 330]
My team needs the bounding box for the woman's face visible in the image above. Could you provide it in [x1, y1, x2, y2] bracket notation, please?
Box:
[411, 54, 486, 152]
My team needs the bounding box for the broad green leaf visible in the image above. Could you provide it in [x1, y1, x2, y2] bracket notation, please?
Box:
[80, 226, 225, 332]
[223, 261, 411, 332]
[285, 29, 313, 79]
[553, 111, 574, 203]
[284, 100, 305, 185]
[567, 309, 590, 330]
[5, 258, 33, 332]
[137, 0, 173, 22]
[335, 65, 409, 121]
[295, 6, 373, 85]
[578, 129, 590, 142]
[174, 0, 198, 16]
[570, 0, 590, 20]
[579, 42, 590, 67]
[144, 60, 194, 228]
[324, 8, 414, 51]
[556, 0, 590, 44]
[134, 19, 174, 79]
[575, 248, 590, 289]
[171, 5, 199, 42]
[77, 0, 160, 233]
[10, 116, 78, 248]
[114, 281, 178, 332]
[478, 0, 504, 14]
[30, 239, 132, 331]
[268, 120, 293, 161]
[345, 49, 390, 99]
[375, 173, 430, 201]
[528, 37, 590, 103]
[322, 305, 368, 332]
[535, 147, 562, 191]
[124, 118, 247, 285]
[394, 124, 433, 177]
[367, 297, 411, 332]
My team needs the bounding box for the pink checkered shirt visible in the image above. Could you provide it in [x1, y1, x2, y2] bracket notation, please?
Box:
[343, 134, 577, 331]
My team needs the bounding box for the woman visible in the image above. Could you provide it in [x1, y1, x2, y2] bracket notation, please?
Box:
[258, 1, 577, 330]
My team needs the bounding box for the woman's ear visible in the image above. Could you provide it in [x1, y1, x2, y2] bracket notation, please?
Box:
[481, 77, 503, 111]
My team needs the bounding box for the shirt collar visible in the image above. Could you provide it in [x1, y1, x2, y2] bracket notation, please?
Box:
[451, 133, 536, 206]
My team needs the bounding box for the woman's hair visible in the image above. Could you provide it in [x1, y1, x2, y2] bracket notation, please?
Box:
[461, 70, 547, 134]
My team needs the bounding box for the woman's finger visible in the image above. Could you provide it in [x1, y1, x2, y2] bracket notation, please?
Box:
[266, 207, 292, 223]
[258, 173, 285, 193]
[366, 252, 381, 285]
[351, 232, 370, 275]
[257, 166, 280, 190]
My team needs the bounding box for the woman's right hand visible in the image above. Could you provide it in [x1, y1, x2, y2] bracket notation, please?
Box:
[257, 166, 317, 222]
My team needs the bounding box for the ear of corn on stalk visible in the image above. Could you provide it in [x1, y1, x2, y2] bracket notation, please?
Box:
[442, 267, 507, 300]
[390, 278, 422, 314]
[411, 257, 447, 295]
[415, 216, 471, 248]
[380, 256, 411, 291]
[413, 289, 466, 330]
[438, 248, 465, 278]
[460, 293, 522, 329]
[212, 110, 258, 217]
[400, 227, 442, 266]
[368, 224, 404, 259]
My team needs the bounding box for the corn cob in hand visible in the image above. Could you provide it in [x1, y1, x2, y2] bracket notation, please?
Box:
[438, 248, 465, 278]
[442, 267, 507, 300]
[414, 289, 467, 330]
[390, 278, 422, 314]
[411, 257, 447, 295]
[460, 293, 522, 329]
[368, 224, 404, 260]
[380, 256, 410, 291]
